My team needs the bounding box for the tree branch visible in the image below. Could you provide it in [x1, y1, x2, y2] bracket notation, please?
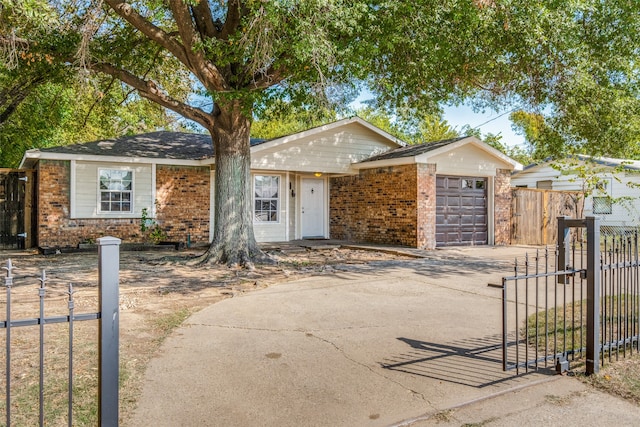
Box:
[105, 0, 229, 94]
[167, 0, 230, 93]
[0, 74, 46, 125]
[220, 0, 245, 40]
[92, 62, 214, 129]
[82, 76, 116, 128]
[103, 0, 191, 67]
[190, 0, 218, 39]
[251, 64, 286, 90]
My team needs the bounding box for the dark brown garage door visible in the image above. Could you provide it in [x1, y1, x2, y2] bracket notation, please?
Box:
[436, 175, 488, 246]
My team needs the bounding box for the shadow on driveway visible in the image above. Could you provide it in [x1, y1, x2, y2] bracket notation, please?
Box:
[381, 334, 555, 389]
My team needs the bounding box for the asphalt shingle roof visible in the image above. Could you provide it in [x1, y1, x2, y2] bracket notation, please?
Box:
[358, 136, 468, 163]
[36, 132, 266, 160]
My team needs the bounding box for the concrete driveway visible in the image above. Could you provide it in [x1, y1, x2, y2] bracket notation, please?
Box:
[128, 246, 640, 426]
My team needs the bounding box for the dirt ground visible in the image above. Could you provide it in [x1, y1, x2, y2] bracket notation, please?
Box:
[1, 245, 414, 424]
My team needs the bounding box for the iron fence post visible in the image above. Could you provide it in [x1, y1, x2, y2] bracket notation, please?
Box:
[98, 236, 121, 426]
[586, 217, 601, 375]
[502, 276, 507, 371]
[557, 216, 570, 284]
[4, 259, 14, 427]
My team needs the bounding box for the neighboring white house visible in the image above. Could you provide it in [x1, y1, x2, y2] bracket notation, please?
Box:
[511, 155, 640, 227]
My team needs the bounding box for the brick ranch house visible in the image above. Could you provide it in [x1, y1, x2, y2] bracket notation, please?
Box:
[18, 117, 521, 250]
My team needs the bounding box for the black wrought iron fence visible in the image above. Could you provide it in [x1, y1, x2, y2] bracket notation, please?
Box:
[600, 229, 640, 362]
[503, 217, 640, 376]
[1, 237, 121, 426]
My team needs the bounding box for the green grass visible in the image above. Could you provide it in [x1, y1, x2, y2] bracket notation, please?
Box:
[525, 295, 640, 353]
[1, 307, 192, 426]
[580, 353, 640, 405]
[152, 308, 192, 338]
[526, 295, 640, 405]
[1, 322, 100, 426]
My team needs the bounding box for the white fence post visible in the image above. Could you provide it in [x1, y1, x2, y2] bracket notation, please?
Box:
[97, 236, 121, 426]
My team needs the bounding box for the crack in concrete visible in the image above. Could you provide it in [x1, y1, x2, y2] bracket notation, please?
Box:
[185, 323, 433, 405]
[189, 323, 391, 332]
[305, 332, 432, 406]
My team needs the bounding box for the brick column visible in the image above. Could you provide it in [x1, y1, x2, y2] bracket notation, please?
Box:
[494, 168, 512, 245]
[416, 163, 437, 249]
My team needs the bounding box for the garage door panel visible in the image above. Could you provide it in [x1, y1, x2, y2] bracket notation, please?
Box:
[460, 215, 477, 225]
[435, 175, 488, 247]
[446, 197, 461, 209]
[461, 231, 487, 244]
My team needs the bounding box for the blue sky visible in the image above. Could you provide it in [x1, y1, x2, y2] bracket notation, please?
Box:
[442, 104, 525, 147]
[350, 90, 526, 148]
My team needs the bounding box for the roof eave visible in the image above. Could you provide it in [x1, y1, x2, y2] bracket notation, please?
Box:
[19, 150, 37, 169]
[19, 151, 209, 167]
[351, 156, 417, 169]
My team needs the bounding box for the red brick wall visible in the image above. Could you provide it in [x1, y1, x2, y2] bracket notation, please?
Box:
[155, 165, 210, 243]
[36, 160, 141, 247]
[36, 160, 210, 248]
[494, 168, 512, 245]
[416, 164, 437, 249]
[330, 164, 437, 249]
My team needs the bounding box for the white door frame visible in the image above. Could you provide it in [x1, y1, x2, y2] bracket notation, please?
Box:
[299, 177, 328, 238]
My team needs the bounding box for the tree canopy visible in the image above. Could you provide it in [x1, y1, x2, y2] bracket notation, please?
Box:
[4, 0, 639, 264]
[0, 0, 188, 167]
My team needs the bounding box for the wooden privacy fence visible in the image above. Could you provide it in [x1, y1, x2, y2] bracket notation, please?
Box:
[511, 188, 583, 246]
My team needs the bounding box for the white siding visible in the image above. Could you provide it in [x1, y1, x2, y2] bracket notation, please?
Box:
[287, 173, 296, 240]
[251, 123, 397, 174]
[252, 172, 287, 242]
[73, 161, 153, 219]
[209, 171, 293, 243]
[511, 165, 577, 190]
[429, 144, 514, 176]
[512, 164, 640, 226]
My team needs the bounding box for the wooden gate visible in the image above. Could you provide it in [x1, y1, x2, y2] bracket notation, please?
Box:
[511, 188, 582, 245]
[0, 169, 35, 249]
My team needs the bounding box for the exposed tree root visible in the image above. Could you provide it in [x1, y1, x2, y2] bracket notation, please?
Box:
[186, 241, 276, 268]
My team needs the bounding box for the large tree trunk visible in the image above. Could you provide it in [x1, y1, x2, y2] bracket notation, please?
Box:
[198, 100, 270, 267]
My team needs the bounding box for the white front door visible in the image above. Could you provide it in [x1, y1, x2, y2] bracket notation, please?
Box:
[301, 178, 325, 237]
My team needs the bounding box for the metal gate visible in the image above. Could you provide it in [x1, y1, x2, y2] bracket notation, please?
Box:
[0, 170, 35, 249]
[502, 217, 640, 375]
[2, 237, 121, 426]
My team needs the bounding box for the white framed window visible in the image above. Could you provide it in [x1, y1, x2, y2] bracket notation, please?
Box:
[592, 178, 612, 215]
[593, 178, 613, 215]
[99, 169, 133, 213]
[595, 178, 611, 192]
[254, 175, 279, 222]
[593, 196, 612, 215]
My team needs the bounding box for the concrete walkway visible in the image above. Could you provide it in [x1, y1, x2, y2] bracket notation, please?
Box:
[128, 246, 640, 426]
